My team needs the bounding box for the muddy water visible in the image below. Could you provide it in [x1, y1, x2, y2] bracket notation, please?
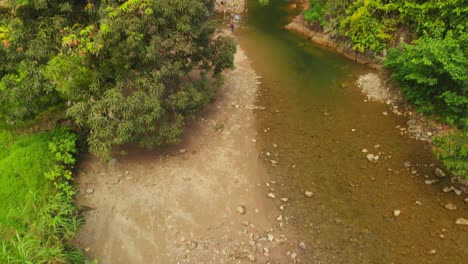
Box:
[236, 0, 467, 263]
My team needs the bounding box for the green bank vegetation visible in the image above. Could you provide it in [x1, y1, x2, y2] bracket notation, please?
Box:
[1, 0, 235, 262]
[304, 0, 467, 178]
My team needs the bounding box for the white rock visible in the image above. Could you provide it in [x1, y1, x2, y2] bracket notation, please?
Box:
[280, 197, 289, 202]
[393, 209, 401, 217]
[382, 112, 388, 116]
[426, 249, 437, 255]
[298, 241, 306, 250]
[366, 154, 375, 161]
[237, 205, 247, 215]
[179, 149, 186, 153]
[267, 193, 276, 199]
[455, 218, 468, 225]
[305, 191, 314, 197]
[247, 254, 256, 262]
[362, 148, 368, 153]
[277, 215, 283, 221]
[267, 234, 274, 241]
[86, 188, 94, 194]
[291, 252, 297, 259]
[435, 168, 446, 177]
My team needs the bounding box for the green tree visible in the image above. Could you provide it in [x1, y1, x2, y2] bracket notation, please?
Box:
[1, 0, 236, 158]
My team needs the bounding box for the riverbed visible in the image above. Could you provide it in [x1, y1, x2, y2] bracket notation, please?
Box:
[236, 0, 467, 263]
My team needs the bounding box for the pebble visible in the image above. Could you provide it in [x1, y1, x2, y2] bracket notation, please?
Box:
[86, 188, 94, 194]
[455, 218, 468, 225]
[366, 154, 375, 161]
[247, 254, 256, 262]
[426, 249, 437, 255]
[267, 193, 276, 199]
[272, 143, 278, 148]
[280, 197, 289, 202]
[237, 205, 247, 215]
[393, 209, 401, 217]
[362, 148, 368, 153]
[424, 179, 438, 185]
[298, 241, 306, 250]
[305, 191, 314, 197]
[179, 149, 186, 153]
[267, 234, 274, 241]
[435, 168, 446, 177]
[277, 215, 283, 221]
[382, 111, 388, 116]
[351, 129, 356, 132]
[444, 203, 457, 211]
[291, 252, 297, 259]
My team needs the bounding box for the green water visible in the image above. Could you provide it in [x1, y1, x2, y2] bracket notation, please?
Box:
[236, 0, 468, 263]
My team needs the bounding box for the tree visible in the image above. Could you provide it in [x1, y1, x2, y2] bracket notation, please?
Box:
[1, 0, 236, 158]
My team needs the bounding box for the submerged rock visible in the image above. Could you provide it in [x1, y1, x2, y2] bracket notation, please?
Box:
[444, 203, 457, 211]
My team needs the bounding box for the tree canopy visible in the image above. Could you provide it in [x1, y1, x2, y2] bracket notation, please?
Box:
[0, 0, 236, 158]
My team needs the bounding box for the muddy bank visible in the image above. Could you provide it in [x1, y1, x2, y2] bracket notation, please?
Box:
[75, 43, 306, 263]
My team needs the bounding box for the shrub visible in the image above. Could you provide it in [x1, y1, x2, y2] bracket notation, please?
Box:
[385, 32, 468, 128]
[432, 129, 468, 178]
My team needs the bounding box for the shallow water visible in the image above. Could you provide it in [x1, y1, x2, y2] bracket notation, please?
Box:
[236, 0, 467, 263]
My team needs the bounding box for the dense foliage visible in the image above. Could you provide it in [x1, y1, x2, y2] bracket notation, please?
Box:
[1, 0, 236, 158]
[0, 128, 85, 263]
[433, 129, 468, 178]
[304, 0, 467, 177]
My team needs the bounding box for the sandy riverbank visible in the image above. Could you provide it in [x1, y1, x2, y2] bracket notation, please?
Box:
[75, 40, 304, 263]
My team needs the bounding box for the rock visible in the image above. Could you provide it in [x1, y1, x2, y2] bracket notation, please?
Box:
[179, 149, 186, 153]
[305, 191, 314, 197]
[267, 193, 276, 199]
[351, 128, 356, 132]
[247, 254, 256, 262]
[291, 252, 297, 259]
[426, 249, 437, 255]
[267, 234, 274, 241]
[403, 161, 412, 168]
[444, 203, 457, 211]
[382, 111, 388, 116]
[442, 186, 451, 193]
[393, 209, 401, 217]
[237, 205, 247, 215]
[86, 188, 94, 194]
[455, 218, 468, 225]
[280, 197, 289, 202]
[435, 168, 446, 178]
[298, 241, 306, 250]
[273, 143, 278, 148]
[366, 154, 375, 161]
[362, 148, 368, 153]
[424, 179, 438, 185]
[374, 155, 379, 161]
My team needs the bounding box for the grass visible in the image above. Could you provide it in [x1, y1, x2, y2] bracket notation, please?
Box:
[0, 128, 87, 263]
[0, 130, 55, 240]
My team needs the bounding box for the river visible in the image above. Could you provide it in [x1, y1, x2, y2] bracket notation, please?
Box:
[234, 0, 467, 263]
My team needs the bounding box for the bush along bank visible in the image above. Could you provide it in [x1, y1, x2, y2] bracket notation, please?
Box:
[293, 0, 467, 180]
[0, 128, 89, 263]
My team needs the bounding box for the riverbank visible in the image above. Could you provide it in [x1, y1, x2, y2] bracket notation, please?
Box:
[285, 6, 468, 191]
[75, 42, 308, 263]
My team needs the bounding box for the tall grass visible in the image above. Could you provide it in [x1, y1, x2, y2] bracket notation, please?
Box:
[0, 128, 87, 263]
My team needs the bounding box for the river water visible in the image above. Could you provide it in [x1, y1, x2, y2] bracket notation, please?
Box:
[235, 0, 467, 263]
